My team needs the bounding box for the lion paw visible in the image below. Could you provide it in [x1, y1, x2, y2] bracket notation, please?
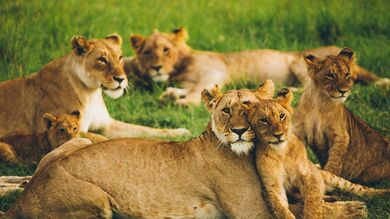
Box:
[159, 87, 188, 102]
[323, 201, 367, 219]
[374, 78, 390, 89]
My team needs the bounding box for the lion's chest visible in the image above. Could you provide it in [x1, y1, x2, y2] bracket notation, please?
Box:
[304, 109, 327, 149]
[80, 90, 111, 132]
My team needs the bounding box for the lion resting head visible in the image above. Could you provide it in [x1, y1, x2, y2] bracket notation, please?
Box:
[201, 80, 275, 155]
[248, 88, 294, 149]
[71, 34, 128, 99]
[43, 110, 81, 149]
[130, 27, 190, 82]
[304, 48, 355, 103]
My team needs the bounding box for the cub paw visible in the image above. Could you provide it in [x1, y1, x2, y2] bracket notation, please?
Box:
[374, 78, 390, 89]
[323, 201, 367, 219]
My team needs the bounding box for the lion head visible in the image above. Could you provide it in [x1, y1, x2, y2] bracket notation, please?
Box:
[304, 48, 355, 103]
[130, 27, 190, 82]
[248, 88, 294, 149]
[201, 80, 275, 155]
[71, 34, 128, 99]
[43, 111, 81, 149]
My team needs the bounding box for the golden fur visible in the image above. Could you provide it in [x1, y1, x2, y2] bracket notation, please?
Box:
[5, 83, 367, 218]
[0, 34, 189, 139]
[0, 111, 108, 165]
[294, 48, 390, 183]
[125, 27, 388, 105]
[249, 87, 389, 219]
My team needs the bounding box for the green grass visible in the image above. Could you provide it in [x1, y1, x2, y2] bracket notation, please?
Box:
[0, 0, 389, 217]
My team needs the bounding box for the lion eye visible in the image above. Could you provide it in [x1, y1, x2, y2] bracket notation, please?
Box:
[59, 128, 66, 132]
[345, 72, 351, 80]
[73, 127, 78, 132]
[97, 57, 108, 64]
[259, 118, 269, 125]
[242, 100, 251, 105]
[326, 73, 336, 80]
[163, 47, 170, 54]
[222, 107, 230, 114]
[119, 55, 123, 61]
[143, 50, 151, 56]
[280, 113, 286, 121]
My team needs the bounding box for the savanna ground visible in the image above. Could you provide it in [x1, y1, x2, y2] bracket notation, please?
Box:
[0, 0, 389, 217]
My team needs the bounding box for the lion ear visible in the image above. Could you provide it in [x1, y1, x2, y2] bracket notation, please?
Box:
[171, 27, 188, 43]
[70, 110, 81, 118]
[43, 113, 56, 129]
[201, 84, 221, 110]
[338, 48, 354, 63]
[276, 88, 294, 112]
[105, 34, 122, 46]
[255, 79, 274, 99]
[130, 34, 145, 52]
[71, 36, 91, 56]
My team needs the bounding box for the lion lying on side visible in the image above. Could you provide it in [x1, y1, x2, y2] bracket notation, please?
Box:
[294, 48, 390, 183]
[0, 34, 189, 139]
[124, 27, 388, 105]
[5, 81, 366, 218]
[0, 110, 107, 165]
[249, 87, 389, 219]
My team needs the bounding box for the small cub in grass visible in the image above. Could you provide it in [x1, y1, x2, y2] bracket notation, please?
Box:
[248, 88, 390, 219]
[0, 110, 107, 164]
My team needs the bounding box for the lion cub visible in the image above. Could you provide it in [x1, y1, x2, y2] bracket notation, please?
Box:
[248, 88, 390, 219]
[294, 48, 390, 183]
[0, 111, 107, 164]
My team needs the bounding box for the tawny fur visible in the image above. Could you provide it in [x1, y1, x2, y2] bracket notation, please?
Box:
[124, 27, 388, 105]
[5, 84, 367, 218]
[0, 34, 189, 139]
[248, 88, 389, 219]
[294, 48, 390, 183]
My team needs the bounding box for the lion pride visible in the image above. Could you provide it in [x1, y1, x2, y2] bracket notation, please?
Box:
[5, 82, 366, 218]
[124, 27, 389, 105]
[0, 34, 190, 139]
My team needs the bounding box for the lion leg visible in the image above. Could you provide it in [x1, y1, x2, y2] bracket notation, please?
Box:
[102, 119, 191, 139]
[359, 161, 390, 183]
[7, 165, 115, 218]
[0, 142, 19, 164]
[300, 174, 324, 219]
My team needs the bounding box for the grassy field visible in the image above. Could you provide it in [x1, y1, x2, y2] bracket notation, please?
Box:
[1, 0, 390, 217]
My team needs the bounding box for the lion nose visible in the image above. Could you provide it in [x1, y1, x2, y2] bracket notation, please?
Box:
[152, 65, 162, 72]
[337, 88, 348, 95]
[273, 132, 283, 140]
[231, 127, 248, 137]
[113, 76, 125, 83]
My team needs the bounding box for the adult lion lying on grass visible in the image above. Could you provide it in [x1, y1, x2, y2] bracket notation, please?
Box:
[5, 81, 367, 218]
[124, 27, 389, 105]
[0, 34, 189, 139]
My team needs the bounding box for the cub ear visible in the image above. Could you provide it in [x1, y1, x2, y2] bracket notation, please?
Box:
[303, 52, 320, 66]
[255, 79, 274, 99]
[70, 110, 81, 118]
[130, 34, 145, 52]
[71, 35, 91, 56]
[338, 47, 354, 63]
[171, 27, 188, 43]
[276, 88, 294, 112]
[43, 113, 56, 129]
[105, 34, 122, 46]
[201, 84, 221, 111]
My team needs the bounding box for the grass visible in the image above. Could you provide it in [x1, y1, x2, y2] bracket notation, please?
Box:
[0, 0, 389, 217]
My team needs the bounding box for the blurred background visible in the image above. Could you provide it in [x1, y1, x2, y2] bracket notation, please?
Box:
[0, 0, 389, 217]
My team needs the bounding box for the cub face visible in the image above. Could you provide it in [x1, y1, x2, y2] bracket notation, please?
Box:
[43, 111, 81, 149]
[248, 88, 293, 148]
[130, 27, 189, 82]
[201, 80, 275, 155]
[304, 48, 355, 103]
[71, 34, 128, 99]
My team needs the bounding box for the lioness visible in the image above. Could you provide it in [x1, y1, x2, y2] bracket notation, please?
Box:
[0, 34, 189, 139]
[5, 82, 366, 218]
[124, 27, 388, 105]
[294, 48, 390, 183]
[248, 88, 389, 219]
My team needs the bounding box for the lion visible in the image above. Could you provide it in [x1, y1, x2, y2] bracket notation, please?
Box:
[5, 81, 367, 218]
[248, 87, 389, 219]
[294, 48, 390, 183]
[0, 110, 108, 165]
[0, 34, 190, 139]
[124, 27, 389, 105]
